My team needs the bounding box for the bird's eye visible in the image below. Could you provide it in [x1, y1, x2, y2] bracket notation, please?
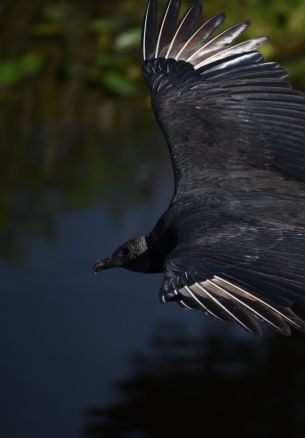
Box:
[119, 247, 130, 258]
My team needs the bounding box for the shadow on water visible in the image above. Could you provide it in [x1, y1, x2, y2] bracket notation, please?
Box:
[83, 322, 305, 438]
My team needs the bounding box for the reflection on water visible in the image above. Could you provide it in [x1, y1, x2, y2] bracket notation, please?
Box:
[0, 0, 169, 264]
[83, 323, 305, 438]
[0, 94, 168, 263]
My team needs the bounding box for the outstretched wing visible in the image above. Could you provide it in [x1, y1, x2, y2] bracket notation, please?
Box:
[161, 222, 305, 336]
[141, 0, 305, 195]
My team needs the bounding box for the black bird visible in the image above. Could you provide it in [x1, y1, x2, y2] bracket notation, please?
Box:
[94, 0, 305, 336]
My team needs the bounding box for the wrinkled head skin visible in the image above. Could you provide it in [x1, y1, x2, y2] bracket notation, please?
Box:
[93, 235, 150, 273]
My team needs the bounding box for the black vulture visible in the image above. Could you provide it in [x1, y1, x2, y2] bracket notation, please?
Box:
[94, 0, 305, 336]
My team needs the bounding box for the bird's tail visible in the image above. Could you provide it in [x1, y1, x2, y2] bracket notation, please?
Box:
[142, 0, 268, 69]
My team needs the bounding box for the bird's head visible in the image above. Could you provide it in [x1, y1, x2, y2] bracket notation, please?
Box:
[93, 235, 150, 273]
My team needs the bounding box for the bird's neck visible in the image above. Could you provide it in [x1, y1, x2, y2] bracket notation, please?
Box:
[144, 212, 177, 273]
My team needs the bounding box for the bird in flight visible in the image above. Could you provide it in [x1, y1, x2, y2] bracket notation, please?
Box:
[94, 0, 305, 336]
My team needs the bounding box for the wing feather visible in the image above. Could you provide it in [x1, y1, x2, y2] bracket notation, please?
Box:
[213, 277, 303, 332]
[142, 0, 157, 60]
[175, 13, 226, 60]
[142, 2, 305, 187]
[165, 1, 202, 58]
[186, 21, 250, 62]
[193, 37, 268, 68]
[160, 227, 305, 336]
[206, 279, 290, 334]
[142, 1, 305, 336]
[194, 282, 262, 334]
[155, 0, 181, 58]
[182, 285, 224, 320]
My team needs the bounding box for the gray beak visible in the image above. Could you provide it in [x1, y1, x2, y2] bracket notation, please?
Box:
[93, 256, 115, 273]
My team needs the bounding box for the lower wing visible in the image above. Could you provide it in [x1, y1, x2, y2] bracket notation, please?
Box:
[161, 226, 305, 336]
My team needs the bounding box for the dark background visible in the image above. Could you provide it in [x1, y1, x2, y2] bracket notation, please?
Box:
[1, 1, 305, 437]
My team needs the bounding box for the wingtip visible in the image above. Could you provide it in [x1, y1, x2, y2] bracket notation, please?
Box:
[254, 35, 271, 51]
[242, 19, 251, 27]
[142, 0, 158, 60]
[192, 0, 203, 13]
[155, 0, 182, 58]
[217, 12, 227, 22]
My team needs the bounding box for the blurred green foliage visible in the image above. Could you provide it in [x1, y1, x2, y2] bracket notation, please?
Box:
[0, 0, 304, 263]
[0, 53, 44, 85]
[1, 0, 305, 93]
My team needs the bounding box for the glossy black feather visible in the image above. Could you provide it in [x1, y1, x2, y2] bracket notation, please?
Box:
[156, 0, 181, 57]
[142, 0, 158, 60]
[176, 13, 226, 60]
[164, 1, 202, 58]
[96, 0, 305, 337]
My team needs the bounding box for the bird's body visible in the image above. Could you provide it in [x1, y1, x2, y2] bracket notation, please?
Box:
[94, 0, 305, 336]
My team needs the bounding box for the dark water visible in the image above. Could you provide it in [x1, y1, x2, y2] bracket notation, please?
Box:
[1, 1, 305, 437]
[0, 94, 215, 437]
[1, 98, 305, 438]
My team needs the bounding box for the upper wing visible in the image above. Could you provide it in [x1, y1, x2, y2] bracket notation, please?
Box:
[141, 0, 305, 195]
[161, 221, 305, 336]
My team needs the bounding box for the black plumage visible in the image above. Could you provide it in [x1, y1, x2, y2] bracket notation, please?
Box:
[94, 0, 305, 336]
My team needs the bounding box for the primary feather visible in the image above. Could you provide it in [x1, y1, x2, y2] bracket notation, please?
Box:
[95, 0, 305, 337]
